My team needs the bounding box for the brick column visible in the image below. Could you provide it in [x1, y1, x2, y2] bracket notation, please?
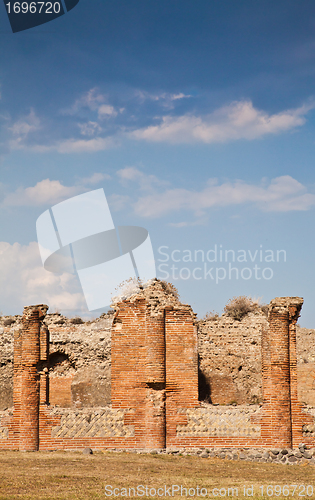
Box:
[144, 310, 166, 448]
[19, 305, 48, 451]
[287, 301, 312, 447]
[165, 307, 199, 447]
[261, 297, 303, 448]
[112, 298, 166, 448]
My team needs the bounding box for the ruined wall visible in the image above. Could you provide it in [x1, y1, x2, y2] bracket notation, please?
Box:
[111, 280, 199, 449]
[198, 314, 315, 407]
[0, 282, 315, 451]
[167, 296, 315, 450]
[111, 297, 166, 449]
[1, 307, 315, 412]
[0, 312, 112, 411]
[0, 322, 15, 410]
[1, 300, 315, 412]
[197, 312, 266, 404]
[296, 327, 315, 407]
[46, 313, 112, 408]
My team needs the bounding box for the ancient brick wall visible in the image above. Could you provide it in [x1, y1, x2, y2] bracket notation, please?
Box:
[258, 298, 307, 448]
[164, 307, 199, 448]
[1, 303, 315, 411]
[197, 313, 315, 407]
[111, 295, 198, 449]
[0, 313, 112, 412]
[0, 289, 315, 451]
[197, 312, 266, 404]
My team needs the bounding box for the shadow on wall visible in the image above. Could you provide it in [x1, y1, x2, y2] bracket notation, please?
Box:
[198, 355, 212, 403]
[49, 352, 72, 370]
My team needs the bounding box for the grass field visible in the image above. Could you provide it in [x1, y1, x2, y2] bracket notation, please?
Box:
[0, 451, 314, 500]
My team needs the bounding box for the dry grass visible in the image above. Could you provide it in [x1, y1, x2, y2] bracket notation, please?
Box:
[224, 296, 259, 321]
[0, 451, 314, 500]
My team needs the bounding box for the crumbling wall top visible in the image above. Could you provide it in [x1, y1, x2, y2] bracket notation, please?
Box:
[112, 279, 196, 319]
[22, 304, 49, 322]
[268, 297, 303, 320]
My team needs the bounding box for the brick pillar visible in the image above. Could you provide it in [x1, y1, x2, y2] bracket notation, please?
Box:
[112, 298, 166, 448]
[145, 310, 166, 448]
[19, 305, 48, 451]
[165, 307, 199, 447]
[287, 300, 312, 447]
[261, 297, 303, 448]
[111, 298, 198, 449]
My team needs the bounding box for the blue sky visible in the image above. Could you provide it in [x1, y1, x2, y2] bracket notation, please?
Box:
[1, 0, 315, 325]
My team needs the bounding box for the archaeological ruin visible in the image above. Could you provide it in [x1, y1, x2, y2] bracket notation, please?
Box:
[0, 280, 315, 452]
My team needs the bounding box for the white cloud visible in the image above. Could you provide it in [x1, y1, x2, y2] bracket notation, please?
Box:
[62, 88, 105, 115]
[55, 136, 114, 153]
[1, 173, 109, 208]
[5, 97, 314, 155]
[0, 241, 85, 315]
[2, 179, 84, 207]
[98, 104, 118, 119]
[132, 175, 315, 218]
[78, 121, 102, 136]
[131, 100, 314, 144]
[27, 136, 115, 154]
[170, 93, 191, 101]
[61, 88, 120, 121]
[168, 219, 207, 227]
[117, 166, 168, 191]
[135, 90, 191, 103]
[9, 109, 40, 136]
[79, 172, 111, 185]
[8, 109, 41, 149]
[109, 193, 131, 211]
[117, 166, 144, 181]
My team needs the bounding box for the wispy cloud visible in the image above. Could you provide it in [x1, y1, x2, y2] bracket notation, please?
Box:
[117, 166, 167, 191]
[135, 90, 192, 108]
[2, 179, 83, 207]
[79, 172, 110, 185]
[32, 136, 115, 154]
[55, 137, 115, 153]
[78, 121, 102, 136]
[131, 100, 314, 144]
[121, 174, 315, 218]
[108, 193, 131, 211]
[61, 88, 121, 121]
[62, 88, 106, 115]
[8, 109, 41, 149]
[98, 104, 118, 119]
[4, 96, 315, 154]
[1, 173, 109, 207]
